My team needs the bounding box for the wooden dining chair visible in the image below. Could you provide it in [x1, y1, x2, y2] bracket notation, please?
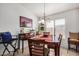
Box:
[58, 34, 62, 55]
[68, 32, 79, 52]
[28, 39, 49, 56]
[48, 34, 62, 56]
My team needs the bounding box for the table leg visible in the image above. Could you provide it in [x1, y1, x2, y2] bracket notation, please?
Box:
[55, 44, 60, 56]
[22, 40, 24, 53]
[18, 39, 20, 50]
[55, 46, 57, 56]
[58, 47, 60, 56]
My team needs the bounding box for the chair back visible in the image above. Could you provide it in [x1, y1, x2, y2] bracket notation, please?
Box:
[58, 34, 62, 47]
[28, 39, 45, 56]
[1, 32, 12, 42]
[69, 32, 79, 39]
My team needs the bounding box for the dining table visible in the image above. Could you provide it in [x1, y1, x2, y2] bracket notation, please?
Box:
[29, 34, 60, 56]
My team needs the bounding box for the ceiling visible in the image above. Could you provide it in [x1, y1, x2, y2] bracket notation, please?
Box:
[21, 3, 79, 17]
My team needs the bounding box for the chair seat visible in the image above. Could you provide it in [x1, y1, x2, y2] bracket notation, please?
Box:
[68, 32, 79, 52]
[69, 39, 79, 43]
[48, 44, 55, 49]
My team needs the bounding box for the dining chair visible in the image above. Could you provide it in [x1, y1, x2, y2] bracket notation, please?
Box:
[58, 34, 62, 55]
[28, 39, 49, 56]
[68, 32, 79, 52]
[1, 32, 18, 56]
[48, 34, 62, 56]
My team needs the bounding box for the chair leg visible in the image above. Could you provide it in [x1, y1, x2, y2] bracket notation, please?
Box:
[76, 45, 78, 52]
[22, 40, 24, 53]
[2, 44, 10, 56]
[4, 44, 10, 53]
[2, 48, 7, 56]
[10, 43, 17, 56]
[47, 49, 50, 56]
[68, 42, 70, 50]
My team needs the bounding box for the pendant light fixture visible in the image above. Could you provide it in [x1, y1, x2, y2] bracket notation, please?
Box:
[43, 3, 46, 31]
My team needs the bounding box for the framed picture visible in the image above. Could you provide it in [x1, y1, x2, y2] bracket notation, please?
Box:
[20, 16, 32, 27]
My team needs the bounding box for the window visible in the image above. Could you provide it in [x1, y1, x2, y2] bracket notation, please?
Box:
[55, 18, 65, 39]
[46, 20, 54, 28]
[45, 18, 65, 36]
[55, 19, 65, 26]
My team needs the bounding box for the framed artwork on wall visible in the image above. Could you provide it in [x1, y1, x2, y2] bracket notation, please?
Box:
[20, 16, 32, 28]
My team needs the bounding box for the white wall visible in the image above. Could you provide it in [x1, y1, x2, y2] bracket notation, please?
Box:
[0, 3, 38, 55]
[0, 3, 38, 35]
[46, 8, 79, 48]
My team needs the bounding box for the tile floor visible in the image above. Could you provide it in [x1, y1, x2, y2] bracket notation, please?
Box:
[2, 47, 79, 56]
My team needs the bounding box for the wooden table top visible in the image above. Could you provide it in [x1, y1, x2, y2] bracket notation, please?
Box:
[30, 35, 59, 43]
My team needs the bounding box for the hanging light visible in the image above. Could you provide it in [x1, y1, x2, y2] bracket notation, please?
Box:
[43, 3, 46, 31]
[44, 3, 45, 21]
[38, 3, 46, 32]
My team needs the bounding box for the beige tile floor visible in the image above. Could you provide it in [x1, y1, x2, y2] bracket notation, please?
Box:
[3, 47, 79, 56]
